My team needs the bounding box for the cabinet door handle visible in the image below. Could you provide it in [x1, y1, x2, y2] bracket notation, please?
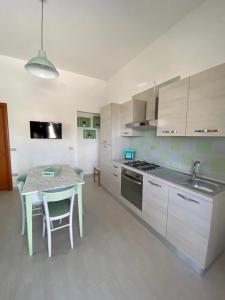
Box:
[162, 130, 177, 134]
[113, 165, 118, 169]
[123, 132, 129, 135]
[148, 180, 161, 188]
[113, 173, 118, 177]
[195, 129, 218, 133]
[177, 193, 200, 204]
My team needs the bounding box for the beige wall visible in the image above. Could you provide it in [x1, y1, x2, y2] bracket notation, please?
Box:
[105, 0, 225, 102]
[0, 55, 106, 185]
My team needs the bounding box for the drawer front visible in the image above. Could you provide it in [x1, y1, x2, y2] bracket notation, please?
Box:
[168, 188, 212, 238]
[142, 176, 169, 236]
[112, 162, 121, 174]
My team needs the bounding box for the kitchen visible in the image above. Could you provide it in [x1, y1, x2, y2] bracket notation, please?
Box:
[100, 63, 225, 274]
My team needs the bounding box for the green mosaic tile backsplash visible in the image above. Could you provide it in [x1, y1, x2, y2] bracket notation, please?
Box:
[131, 131, 225, 181]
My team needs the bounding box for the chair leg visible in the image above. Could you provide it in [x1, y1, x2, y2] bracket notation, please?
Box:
[21, 211, 26, 236]
[69, 219, 74, 249]
[42, 217, 45, 237]
[47, 225, 52, 258]
[21, 200, 26, 235]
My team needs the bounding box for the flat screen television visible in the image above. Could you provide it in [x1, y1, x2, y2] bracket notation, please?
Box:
[30, 121, 62, 139]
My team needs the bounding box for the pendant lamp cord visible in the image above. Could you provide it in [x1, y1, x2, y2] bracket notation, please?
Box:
[41, 0, 44, 50]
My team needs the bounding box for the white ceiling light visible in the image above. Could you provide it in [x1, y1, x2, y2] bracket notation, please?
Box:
[25, 0, 59, 79]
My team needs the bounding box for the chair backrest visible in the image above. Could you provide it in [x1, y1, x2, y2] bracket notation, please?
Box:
[42, 186, 76, 220]
[74, 167, 84, 180]
[42, 186, 77, 203]
[17, 174, 27, 193]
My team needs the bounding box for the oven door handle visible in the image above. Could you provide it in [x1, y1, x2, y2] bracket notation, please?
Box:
[122, 173, 142, 185]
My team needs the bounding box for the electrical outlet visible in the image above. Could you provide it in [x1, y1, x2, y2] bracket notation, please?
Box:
[10, 148, 16, 151]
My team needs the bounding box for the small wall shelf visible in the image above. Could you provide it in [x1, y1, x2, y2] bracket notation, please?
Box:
[83, 129, 96, 139]
[93, 116, 100, 128]
[77, 117, 91, 128]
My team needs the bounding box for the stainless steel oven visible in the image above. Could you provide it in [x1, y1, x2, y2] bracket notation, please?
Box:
[121, 167, 143, 210]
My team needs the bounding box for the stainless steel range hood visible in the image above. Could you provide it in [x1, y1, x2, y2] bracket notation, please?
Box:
[126, 119, 157, 130]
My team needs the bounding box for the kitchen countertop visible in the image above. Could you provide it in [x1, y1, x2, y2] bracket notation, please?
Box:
[113, 159, 225, 198]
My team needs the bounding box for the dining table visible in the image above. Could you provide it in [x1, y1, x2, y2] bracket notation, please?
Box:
[22, 164, 84, 256]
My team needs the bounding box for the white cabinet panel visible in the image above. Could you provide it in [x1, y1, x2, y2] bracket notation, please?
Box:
[167, 187, 212, 267]
[100, 104, 112, 145]
[120, 100, 145, 137]
[157, 78, 189, 136]
[142, 176, 169, 237]
[186, 63, 225, 136]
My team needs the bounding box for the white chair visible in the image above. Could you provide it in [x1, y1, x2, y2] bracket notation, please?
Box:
[17, 175, 43, 235]
[42, 186, 77, 257]
[74, 167, 84, 180]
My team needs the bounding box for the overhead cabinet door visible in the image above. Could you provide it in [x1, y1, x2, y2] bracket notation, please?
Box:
[157, 78, 189, 136]
[186, 64, 225, 137]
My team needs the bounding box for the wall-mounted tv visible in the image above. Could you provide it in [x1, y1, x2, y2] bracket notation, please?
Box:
[30, 121, 62, 139]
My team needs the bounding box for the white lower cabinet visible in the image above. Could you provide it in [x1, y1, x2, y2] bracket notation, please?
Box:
[142, 176, 169, 237]
[102, 163, 225, 272]
[101, 162, 121, 198]
[110, 171, 121, 197]
[167, 187, 212, 267]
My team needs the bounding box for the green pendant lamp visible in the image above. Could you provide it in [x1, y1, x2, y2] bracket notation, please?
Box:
[25, 0, 59, 79]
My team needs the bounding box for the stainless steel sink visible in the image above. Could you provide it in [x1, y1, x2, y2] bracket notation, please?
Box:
[183, 178, 221, 194]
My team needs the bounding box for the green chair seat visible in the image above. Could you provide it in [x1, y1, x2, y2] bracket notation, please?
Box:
[48, 199, 70, 217]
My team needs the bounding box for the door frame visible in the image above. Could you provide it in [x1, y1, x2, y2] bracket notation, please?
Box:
[0, 102, 13, 191]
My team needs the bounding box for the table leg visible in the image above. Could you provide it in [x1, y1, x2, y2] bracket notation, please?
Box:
[77, 184, 83, 237]
[25, 195, 33, 256]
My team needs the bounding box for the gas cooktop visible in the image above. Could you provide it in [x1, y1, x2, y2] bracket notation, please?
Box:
[124, 160, 160, 171]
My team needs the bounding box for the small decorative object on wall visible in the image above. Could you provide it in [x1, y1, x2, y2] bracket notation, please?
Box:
[77, 117, 91, 128]
[93, 116, 100, 128]
[83, 129, 96, 139]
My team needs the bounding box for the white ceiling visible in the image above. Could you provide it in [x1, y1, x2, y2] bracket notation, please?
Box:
[0, 0, 205, 80]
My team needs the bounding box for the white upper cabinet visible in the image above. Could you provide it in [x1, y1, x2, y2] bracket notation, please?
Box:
[120, 99, 146, 136]
[186, 63, 225, 137]
[157, 78, 189, 136]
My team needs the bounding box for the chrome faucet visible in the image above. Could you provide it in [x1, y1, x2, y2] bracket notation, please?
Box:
[192, 161, 200, 179]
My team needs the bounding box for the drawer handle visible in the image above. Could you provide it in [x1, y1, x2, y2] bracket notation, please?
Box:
[148, 180, 161, 188]
[113, 165, 119, 168]
[195, 129, 218, 133]
[123, 132, 129, 135]
[162, 130, 177, 134]
[177, 193, 200, 204]
[113, 173, 118, 177]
